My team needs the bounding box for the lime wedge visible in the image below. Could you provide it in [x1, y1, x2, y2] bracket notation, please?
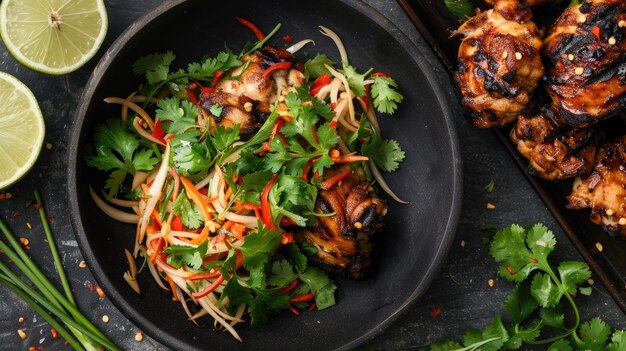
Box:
[0, 0, 108, 75]
[0, 72, 45, 189]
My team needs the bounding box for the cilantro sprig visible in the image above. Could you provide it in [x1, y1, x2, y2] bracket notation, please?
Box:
[85, 118, 159, 198]
[431, 224, 626, 351]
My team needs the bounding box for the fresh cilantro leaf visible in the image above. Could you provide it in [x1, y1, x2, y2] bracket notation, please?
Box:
[104, 169, 127, 199]
[222, 279, 253, 314]
[444, 0, 474, 20]
[579, 318, 612, 349]
[504, 282, 538, 324]
[343, 64, 371, 97]
[351, 116, 405, 172]
[285, 243, 307, 273]
[311, 97, 335, 120]
[316, 122, 340, 149]
[301, 241, 318, 256]
[209, 103, 223, 117]
[557, 261, 591, 295]
[237, 225, 283, 270]
[156, 97, 200, 136]
[188, 47, 242, 77]
[247, 265, 267, 290]
[266, 259, 298, 288]
[248, 290, 289, 327]
[430, 340, 463, 351]
[463, 316, 507, 351]
[525, 224, 556, 262]
[172, 189, 204, 229]
[485, 180, 495, 193]
[85, 118, 158, 198]
[172, 139, 214, 176]
[504, 319, 541, 349]
[133, 51, 176, 85]
[607, 330, 626, 351]
[371, 75, 404, 114]
[299, 266, 336, 309]
[361, 135, 405, 172]
[304, 54, 334, 79]
[162, 240, 209, 270]
[540, 306, 566, 330]
[547, 339, 573, 351]
[269, 174, 318, 226]
[489, 225, 539, 282]
[210, 124, 241, 151]
[530, 273, 561, 308]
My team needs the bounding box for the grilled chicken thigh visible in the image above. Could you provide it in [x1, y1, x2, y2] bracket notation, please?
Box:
[543, 0, 626, 128]
[568, 136, 626, 237]
[511, 105, 598, 180]
[200, 46, 305, 134]
[453, 0, 544, 128]
[298, 167, 387, 279]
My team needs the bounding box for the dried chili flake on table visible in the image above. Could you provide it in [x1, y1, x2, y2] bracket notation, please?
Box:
[431, 306, 442, 318]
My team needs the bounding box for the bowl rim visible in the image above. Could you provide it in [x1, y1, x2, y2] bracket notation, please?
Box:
[67, 0, 463, 349]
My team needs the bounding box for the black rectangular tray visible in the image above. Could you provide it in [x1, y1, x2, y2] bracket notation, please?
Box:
[396, 0, 626, 314]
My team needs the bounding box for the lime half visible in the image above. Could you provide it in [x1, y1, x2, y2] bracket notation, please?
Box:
[0, 0, 108, 75]
[0, 72, 45, 189]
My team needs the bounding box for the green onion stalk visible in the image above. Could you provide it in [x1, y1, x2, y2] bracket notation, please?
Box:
[0, 191, 120, 351]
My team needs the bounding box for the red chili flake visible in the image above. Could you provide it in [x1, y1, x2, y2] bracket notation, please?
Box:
[37, 346, 44, 351]
[329, 120, 337, 129]
[24, 245, 31, 251]
[88, 283, 94, 292]
[308, 303, 316, 312]
[282, 35, 293, 44]
[0, 194, 5, 200]
[505, 266, 516, 275]
[591, 26, 601, 40]
[431, 306, 442, 318]
[45, 215, 54, 221]
[51, 328, 58, 339]
[530, 258, 538, 263]
[29, 347, 36, 351]
[571, 293, 577, 299]
[96, 285, 106, 298]
[12, 210, 22, 218]
[556, 61, 565, 71]
[288, 305, 300, 316]
[98, 345, 105, 351]
[33, 204, 42, 210]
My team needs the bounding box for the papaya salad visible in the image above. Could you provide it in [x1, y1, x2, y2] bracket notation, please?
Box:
[85, 19, 405, 341]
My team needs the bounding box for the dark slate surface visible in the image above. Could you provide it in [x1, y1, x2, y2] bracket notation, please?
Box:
[0, 1, 623, 350]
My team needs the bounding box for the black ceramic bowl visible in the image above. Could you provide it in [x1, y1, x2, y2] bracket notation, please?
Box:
[68, 1, 462, 350]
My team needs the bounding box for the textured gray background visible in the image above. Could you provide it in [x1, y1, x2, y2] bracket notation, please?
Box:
[0, 0, 624, 350]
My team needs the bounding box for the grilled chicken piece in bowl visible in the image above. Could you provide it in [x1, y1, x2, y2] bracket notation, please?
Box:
[200, 45, 305, 135]
[453, 0, 544, 128]
[297, 166, 387, 280]
[543, 0, 626, 128]
[568, 135, 626, 237]
[511, 106, 598, 180]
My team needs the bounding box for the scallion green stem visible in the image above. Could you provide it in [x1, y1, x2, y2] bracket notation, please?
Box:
[0, 261, 119, 350]
[0, 273, 86, 351]
[34, 190, 75, 305]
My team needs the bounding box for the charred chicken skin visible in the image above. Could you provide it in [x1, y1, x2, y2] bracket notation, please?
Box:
[543, 0, 626, 128]
[297, 166, 387, 279]
[568, 136, 626, 237]
[199, 45, 305, 135]
[453, 0, 544, 128]
[511, 105, 598, 180]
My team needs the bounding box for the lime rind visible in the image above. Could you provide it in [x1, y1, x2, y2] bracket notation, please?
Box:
[0, 71, 45, 189]
[0, 0, 108, 75]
